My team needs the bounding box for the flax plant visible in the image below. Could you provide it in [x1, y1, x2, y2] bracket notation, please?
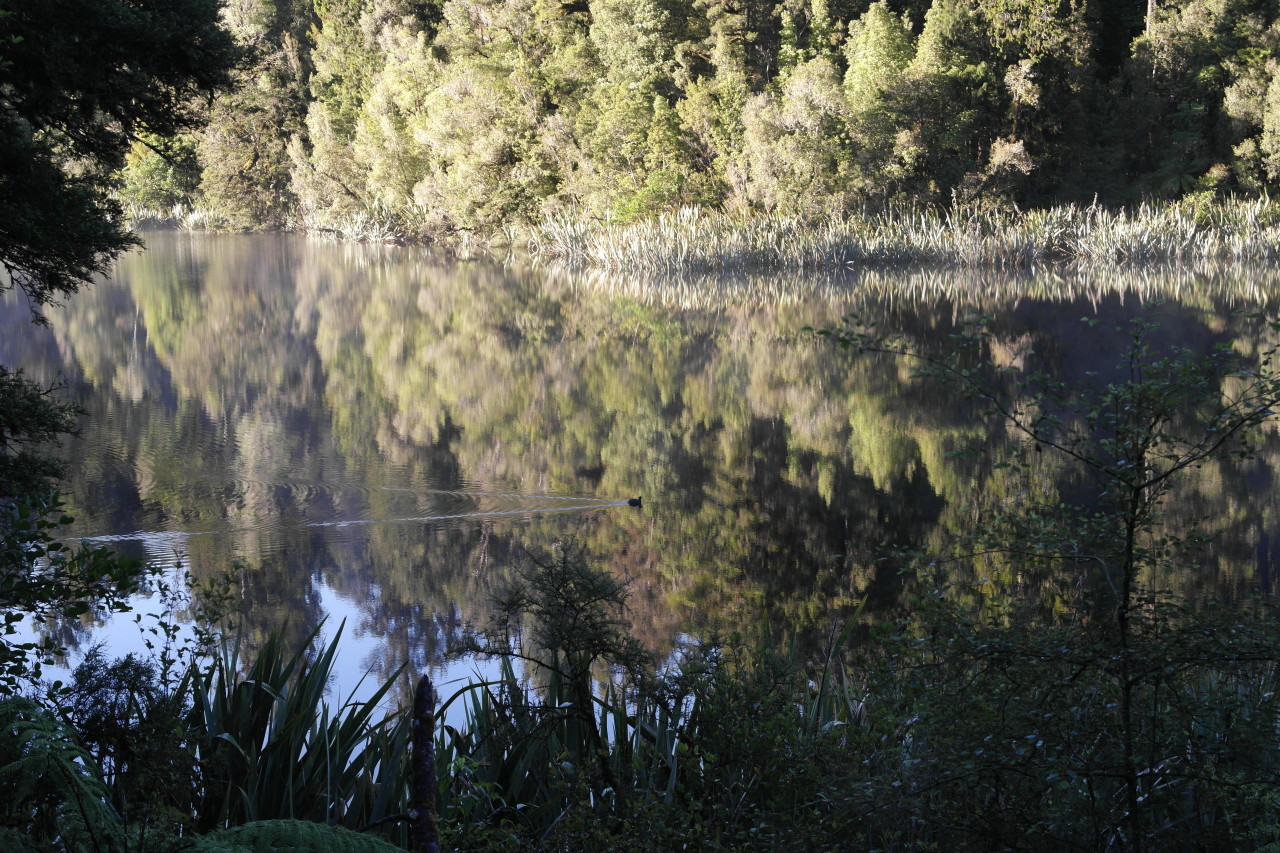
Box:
[188, 622, 409, 836]
[532, 198, 1280, 272]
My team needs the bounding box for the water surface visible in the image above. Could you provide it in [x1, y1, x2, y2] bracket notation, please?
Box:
[5, 232, 1280, 690]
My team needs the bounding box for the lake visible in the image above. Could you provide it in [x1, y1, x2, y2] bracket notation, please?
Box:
[5, 231, 1280, 694]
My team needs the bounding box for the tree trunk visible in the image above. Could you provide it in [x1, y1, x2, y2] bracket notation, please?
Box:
[410, 674, 440, 853]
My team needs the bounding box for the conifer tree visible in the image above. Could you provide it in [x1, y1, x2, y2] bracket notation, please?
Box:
[894, 0, 999, 201]
[841, 2, 916, 203]
[677, 0, 753, 206]
[291, 0, 442, 225]
[1121, 0, 1275, 197]
[741, 55, 857, 214]
[1259, 60, 1280, 180]
[568, 0, 711, 216]
[402, 0, 589, 229]
[844, 1, 914, 112]
[198, 0, 310, 229]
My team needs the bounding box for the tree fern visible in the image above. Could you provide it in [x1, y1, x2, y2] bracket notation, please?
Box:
[0, 697, 124, 851]
[188, 819, 405, 852]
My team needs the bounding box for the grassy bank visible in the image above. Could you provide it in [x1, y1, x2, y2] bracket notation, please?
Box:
[529, 197, 1280, 271]
[140, 196, 1280, 274]
[7, 583, 1279, 852]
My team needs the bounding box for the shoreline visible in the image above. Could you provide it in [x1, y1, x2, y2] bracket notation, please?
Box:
[130, 196, 1280, 272]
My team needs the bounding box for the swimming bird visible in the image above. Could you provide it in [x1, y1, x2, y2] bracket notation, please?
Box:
[627, 496, 643, 507]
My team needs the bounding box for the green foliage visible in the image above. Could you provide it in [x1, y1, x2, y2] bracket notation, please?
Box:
[64, 649, 199, 832]
[852, 588, 1280, 849]
[443, 545, 656, 844]
[290, 0, 387, 225]
[189, 819, 406, 852]
[1120, 0, 1280, 199]
[0, 696, 124, 850]
[844, 1, 914, 112]
[815, 309, 1280, 847]
[0, 367, 80, 499]
[0, 0, 236, 311]
[1, 495, 145, 691]
[71, 0, 1280, 231]
[189, 623, 409, 834]
[741, 57, 858, 214]
[23, 616, 416, 846]
[442, 547, 865, 850]
[118, 137, 203, 218]
[535, 196, 1280, 269]
[456, 543, 652, 761]
[197, 0, 310, 230]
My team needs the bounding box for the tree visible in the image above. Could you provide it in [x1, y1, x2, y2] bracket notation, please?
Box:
[890, 0, 1001, 202]
[0, 0, 237, 687]
[675, 0, 753, 207]
[1121, 0, 1276, 197]
[403, 0, 578, 230]
[290, 0, 444, 227]
[840, 1, 917, 203]
[0, 369, 80, 501]
[197, 0, 310, 229]
[456, 542, 652, 809]
[566, 0, 719, 217]
[844, 1, 914, 113]
[0, 0, 237, 317]
[741, 56, 858, 214]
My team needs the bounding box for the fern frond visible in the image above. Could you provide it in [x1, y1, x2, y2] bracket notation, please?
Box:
[0, 697, 124, 850]
[188, 818, 406, 852]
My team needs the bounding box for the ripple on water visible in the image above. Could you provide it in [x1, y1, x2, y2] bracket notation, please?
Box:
[66, 482, 630, 563]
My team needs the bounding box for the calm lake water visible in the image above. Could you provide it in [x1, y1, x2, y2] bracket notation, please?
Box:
[5, 231, 1280, 693]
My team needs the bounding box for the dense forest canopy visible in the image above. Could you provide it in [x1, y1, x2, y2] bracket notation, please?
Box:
[118, 0, 1280, 236]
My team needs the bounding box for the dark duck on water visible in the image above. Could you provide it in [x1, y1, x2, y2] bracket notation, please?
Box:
[628, 496, 643, 507]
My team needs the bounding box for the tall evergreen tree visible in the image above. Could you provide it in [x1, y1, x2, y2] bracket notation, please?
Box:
[1122, 0, 1278, 196]
[894, 0, 1000, 202]
[567, 0, 716, 216]
[198, 0, 311, 229]
[741, 55, 858, 214]
[677, 0, 754, 207]
[397, 0, 590, 229]
[290, 0, 442, 225]
[844, 1, 914, 111]
[842, 2, 916, 202]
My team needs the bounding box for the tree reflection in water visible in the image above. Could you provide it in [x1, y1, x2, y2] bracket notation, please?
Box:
[2, 231, 1278, 689]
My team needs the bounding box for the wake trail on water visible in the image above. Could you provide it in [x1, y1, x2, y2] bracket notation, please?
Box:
[378, 486, 619, 503]
[305, 501, 627, 530]
[61, 493, 634, 546]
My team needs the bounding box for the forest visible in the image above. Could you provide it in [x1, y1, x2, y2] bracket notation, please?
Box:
[119, 0, 1280, 237]
[9, 1, 1280, 851]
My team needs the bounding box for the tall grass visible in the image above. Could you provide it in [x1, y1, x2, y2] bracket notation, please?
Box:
[38, 609, 1280, 850]
[530, 198, 1280, 271]
[292, 201, 444, 244]
[189, 622, 410, 835]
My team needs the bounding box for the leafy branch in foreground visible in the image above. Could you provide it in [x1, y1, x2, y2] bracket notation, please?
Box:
[0, 363, 150, 692]
[0, 367, 81, 499]
[1, 494, 145, 691]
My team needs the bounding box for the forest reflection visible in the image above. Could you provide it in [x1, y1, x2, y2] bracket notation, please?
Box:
[3, 232, 1278, 683]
